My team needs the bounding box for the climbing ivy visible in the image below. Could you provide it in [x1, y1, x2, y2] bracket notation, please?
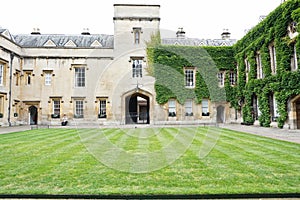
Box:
[234, 0, 300, 128]
[147, 45, 236, 105]
[147, 0, 300, 128]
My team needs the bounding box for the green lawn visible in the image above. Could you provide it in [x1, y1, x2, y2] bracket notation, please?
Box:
[0, 127, 299, 195]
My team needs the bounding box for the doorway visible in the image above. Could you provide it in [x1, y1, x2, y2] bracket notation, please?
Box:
[296, 101, 300, 129]
[29, 106, 38, 125]
[125, 93, 149, 124]
[217, 105, 225, 123]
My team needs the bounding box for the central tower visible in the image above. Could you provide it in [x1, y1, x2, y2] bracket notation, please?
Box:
[113, 4, 160, 55]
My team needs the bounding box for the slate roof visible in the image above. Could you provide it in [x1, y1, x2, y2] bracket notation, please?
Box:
[12, 34, 114, 48]
[162, 37, 236, 46]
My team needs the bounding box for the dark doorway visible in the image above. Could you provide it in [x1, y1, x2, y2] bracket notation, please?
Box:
[296, 101, 300, 129]
[29, 106, 38, 125]
[125, 93, 149, 124]
[217, 105, 225, 123]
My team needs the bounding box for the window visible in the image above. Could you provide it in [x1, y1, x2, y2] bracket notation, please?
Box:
[185, 68, 195, 88]
[133, 27, 141, 44]
[132, 59, 143, 78]
[45, 73, 52, 86]
[202, 99, 209, 116]
[15, 71, 20, 86]
[75, 67, 85, 87]
[185, 99, 193, 116]
[217, 72, 224, 87]
[168, 99, 176, 117]
[252, 95, 261, 120]
[24, 71, 33, 85]
[245, 59, 250, 82]
[269, 93, 279, 121]
[0, 64, 3, 86]
[0, 95, 4, 116]
[52, 100, 60, 118]
[74, 100, 84, 118]
[99, 100, 107, 118]
[269, 43, 277, 74]
[256, 52, 264, 79]
[229, 71, 236, 85]
[291, 44, 298, 71]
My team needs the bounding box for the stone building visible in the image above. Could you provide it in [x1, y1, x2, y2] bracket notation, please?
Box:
[0, 4, 237, 126]
[1, 2, 298, 128]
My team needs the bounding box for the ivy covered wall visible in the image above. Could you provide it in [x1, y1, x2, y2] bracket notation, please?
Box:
[147, 0, 300, 128]
[147, 45, 236, 105]
[234, 0, 300, 128]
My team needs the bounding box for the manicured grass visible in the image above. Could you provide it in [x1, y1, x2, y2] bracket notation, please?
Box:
[0, 127, 299, 195]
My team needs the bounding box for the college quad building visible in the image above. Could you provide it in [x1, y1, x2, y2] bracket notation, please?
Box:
[0, 1, 299, 129]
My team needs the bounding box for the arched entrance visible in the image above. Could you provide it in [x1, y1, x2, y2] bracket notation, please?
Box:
[217, 105, 225, 123]
[125, 93, 150, 124]
[29, 106, 38, 125]
[290, 95, 300, 129]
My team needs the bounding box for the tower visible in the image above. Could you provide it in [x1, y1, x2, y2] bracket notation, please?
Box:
[113, 4, 160, 55]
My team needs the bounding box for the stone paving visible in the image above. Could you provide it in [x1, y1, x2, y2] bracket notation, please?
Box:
[0, 123, 299, 144]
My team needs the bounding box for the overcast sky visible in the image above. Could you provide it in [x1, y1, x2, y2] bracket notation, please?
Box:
[1, 0, 282, 40]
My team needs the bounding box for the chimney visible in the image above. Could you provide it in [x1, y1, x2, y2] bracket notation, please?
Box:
[221, 29, 230, 40]
[31, 28, 41, 35]
[81, 28, 90, 35]
[176, 27, 185, 38]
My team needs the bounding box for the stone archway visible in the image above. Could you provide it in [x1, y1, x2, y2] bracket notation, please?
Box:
[29, 105, 38, 125]
[125, 92, 150, 124]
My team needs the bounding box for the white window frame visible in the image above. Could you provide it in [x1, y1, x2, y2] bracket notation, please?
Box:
[75, 67, 85, 87]
[291, 44, 298, 71]
[185, 99, 193, 116]
[229, 71, 236, 85]
[74, 100, 84, 118]
[99, 99, 107, 118]
[269, 43, 277, 75]
[53, 100, 60, 115]
[217, 72, 224, 87]
[245, 59, 250, 82]
[256, 52, 264, 79]
[168, 99, 176, 117]
[45, 73, 52, 86]
[184, 67, 195, 88]
[132, 59, 143, 78]
[202, 99, 209, 116]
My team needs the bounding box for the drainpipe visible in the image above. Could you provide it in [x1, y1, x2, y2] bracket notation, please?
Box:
[8, 53, 14, 126]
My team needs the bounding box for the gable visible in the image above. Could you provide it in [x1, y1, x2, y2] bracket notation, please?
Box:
[64, 40, 77, 47]
[43, 39, 56, 47]
[90, 40, 102, 47]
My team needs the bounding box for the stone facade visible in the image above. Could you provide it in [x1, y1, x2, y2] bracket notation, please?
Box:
[0, 4, 238, 127]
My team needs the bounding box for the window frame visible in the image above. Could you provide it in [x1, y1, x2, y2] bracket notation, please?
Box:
[217, 71, 224, 87]
[133, 27, 142, 44]
[202, 99, 210, 116]
[244, 58, 250, 82]
[168, 99, 176, 117]
[184, 67, 195, 88]
[74, 100, 84, 118]
[74, 67, 86, 87]
[98, 99, 107, 119]
[269, 43, 277, 75]
[229, 71, 236, 86]
[256, 52, 264, 79]
[131, 58, 143, 78]
[45, 72, 52, 86]
[184, 99, 193, 116]
[291, 44, 298, 71]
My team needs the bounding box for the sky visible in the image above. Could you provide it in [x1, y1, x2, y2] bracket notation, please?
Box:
[0, 0, 283, 40]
